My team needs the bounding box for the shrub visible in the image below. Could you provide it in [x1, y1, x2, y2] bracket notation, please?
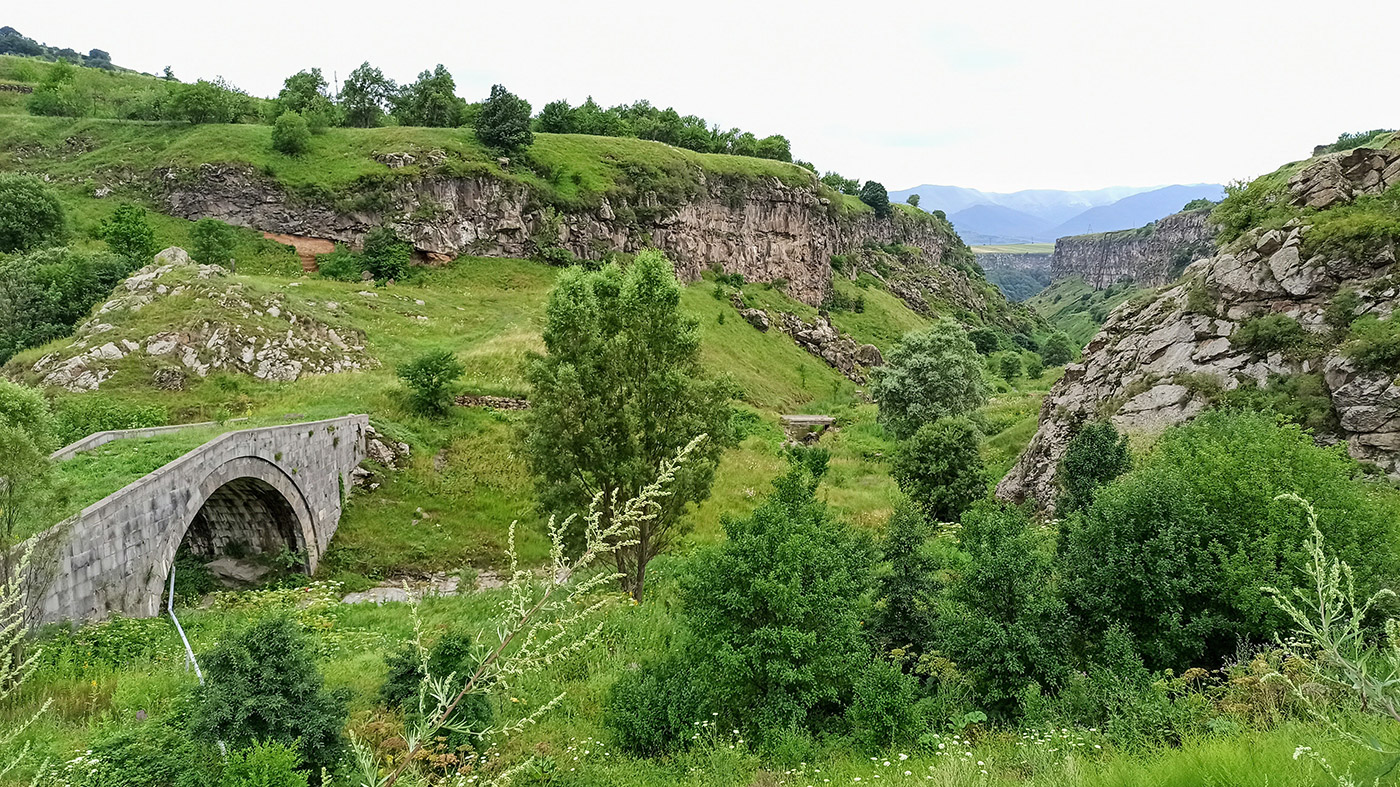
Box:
[1023, 352, 1044, 379]
[190, 218, 237, 266]
[676, 461, 875, 739]
[397, 350, 464, 414]
[0, 173, 65, 253]
[892, 417, 985, 524]
[476, 84, 533, 153]
[190, 616, 350, 775]
[935, 501, 1071, 720]
[220, 741, 310, 787]
[870, 322, 990, 440]
[1324, 288, 1362, 333]
[870, 501, 951, 655]
[1303, 185, 1400, 264]
[380, 628, 493, 751]
[81, 717, 222, 787]
[997, 352, 1022, 380]
[967, 327, 999, 355]
[859, 181, 891, 218]
[1231, 313, 1306, 355]
[0, 247, 133, 364]
[271, 111, 311, 155]
[848, 656, 924, 750]
[1343, 314, 1400, 371]
[315, 244, 364, 281]
[604, 658, 706, 756]
[27, 60, 84, 117]
[101, 204, 158, 264]
[1060, 410, 1400, 672]
[361, 226, 411, 281]
[171, 79, 236, 124]
[1220, 372, 1337, 434]
[1211, 175, 1298, 246]
[1041, 331, 1076, 366]
[52, 395, 166, 446]
[1055, 421, 1130, 515]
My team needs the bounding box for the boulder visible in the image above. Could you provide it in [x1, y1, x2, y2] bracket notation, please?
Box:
[739, 308, 770, 331]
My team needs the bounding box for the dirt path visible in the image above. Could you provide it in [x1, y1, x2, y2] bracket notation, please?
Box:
[263, 232, 335, 272]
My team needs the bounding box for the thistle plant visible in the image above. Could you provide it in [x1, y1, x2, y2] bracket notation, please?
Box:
[0, 547, 50, 786]
[1264, 493, 1400, 777]
[352, 437, 702, 787]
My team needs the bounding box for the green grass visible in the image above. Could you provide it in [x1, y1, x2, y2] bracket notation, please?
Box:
[972, 243, 1055, 254]
[1027, 277, 1144, 348]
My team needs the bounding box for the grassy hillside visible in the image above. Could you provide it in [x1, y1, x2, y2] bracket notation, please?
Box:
[1027, 276, 1145, 348]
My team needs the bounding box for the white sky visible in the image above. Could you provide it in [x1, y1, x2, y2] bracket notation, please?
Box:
[9, 0, 1397, 192]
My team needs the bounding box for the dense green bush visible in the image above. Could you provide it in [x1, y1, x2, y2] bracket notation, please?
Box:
[603, 658, 706, 756]
[380, 628, 493, 751]
[315, 244, 364, 281]
[859, 181, 891, 218]
[1219, 373, 1337, 433]
[848, 656, 924, 750]
[476, 84, 533, 153]
[397, 350, 465, 414]
[1041, 331, 1075, 366]
[1210, 175, 1298, 246]
[967, 327, 1000, 355]
[1343, 314, 1400, 371]
[1055, 421, 1130, 515]
[1060, 410, 1400, 672]
[1231, 313, 1307, 355]
[190, 217, 237, 266]
[101, 204, 157, 264]
[0, 247, 133, 364]
[1023, 352, 1044, 379]
[1324, 288, 1361, 333]
[870, 322, 990, 440]
[170, 78, 253, 124]
[190, 616, 350, 775]
[870, 501, 947, 654]
[220, 741, 309, 787]
[892, 417, 985, 524]
[26, 59, 85, 117]
[0, 173, 65, 253]
[271, 111, 311, 155]
[1303, 185, 1400, 263]
[935, 502, 1071, 719]
[997, 352, 1022, 380]
[361, 226, 411, 281]
[80, 716, 222, 787]
[52, 394, 166, 445]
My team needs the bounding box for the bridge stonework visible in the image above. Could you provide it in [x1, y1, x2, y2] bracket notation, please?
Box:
[26, 414, 368, 623]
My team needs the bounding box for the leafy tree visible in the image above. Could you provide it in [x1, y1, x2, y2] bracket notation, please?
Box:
[870, 322, 991, 440]
[339, 62, 396, 128]
[476, 84, 533, 154]
[0, 174, 65, 253]
[1060, 410, 1400, 672]
[27, 59, 84, 117]
[821, 172, 860, 195]
[870, 501, 945, 654]
[966, 327, 999, 355]
[394, 65, 465, 127]
[1041, 331, 1076, 365]
[1023, 352, 1044, 379]
[271, 111, 311, 155]
[997, 352, 1022, 380]
[859, 180, 891, 218]
[361, 226, 411, 281]
[397, 350, 464, 414]
[935, 502, 1071, 719]
[101, 204, 157, 264]
[523, 250, 733, 602]
[189, 218, 237, 266]
[678, 460, 875, 737]
[848, 656, 924, 750]
[893, 417, 985, 524]
[0, 247, 132, 363]
[171, 79, 233, 124]
[534, 99, 576, 133]
[1055, 421, 1130, 515]
[753, 134, 792, 162]
[191, 616, 349, 775]
[274, 68, 335, 130]
[907, 194, 921, 208]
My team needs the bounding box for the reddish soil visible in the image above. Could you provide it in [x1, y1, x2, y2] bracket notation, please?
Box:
[263, 232, 335, 272]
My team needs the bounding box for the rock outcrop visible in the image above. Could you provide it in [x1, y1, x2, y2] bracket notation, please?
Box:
[14, 251, 372, 392]
[999, 150, 1400, 507]
[775, 312, 883, 383]
[160, 163, 964, 307]
[1049, 209, 1216, 289]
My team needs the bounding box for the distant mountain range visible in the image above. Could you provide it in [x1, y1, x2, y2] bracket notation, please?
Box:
[887, 183, 1226, 244]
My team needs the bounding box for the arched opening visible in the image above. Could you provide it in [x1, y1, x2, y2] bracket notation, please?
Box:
[173, 475, 310, 594]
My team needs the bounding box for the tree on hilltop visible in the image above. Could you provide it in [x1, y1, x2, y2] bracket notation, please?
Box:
[860, 180, 891, 217]
[394, 65, 465, 128]
[340, 62, 396, 128]
[476, 84, 533, 154]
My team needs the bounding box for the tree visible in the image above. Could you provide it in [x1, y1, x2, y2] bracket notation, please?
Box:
[523, 249, 733, 602]
[892, 417, 986, 523]
[821, 172, 860, 196]
[1055, 421, 1130, 514]
[534, 99, 576, 133]
[362, 226, 411, 281]
[271, 111, 311, 155]
[189, 218, 236, 266]
[1023, 352, 1044, 379]
[0, 247, 132, 364]
[753, 134, 791, 162]
[935, 502, 1071, 719]
[0, 174, 65, 253]
[870, 501, 947, 654]
[870, 322, 991, 440]
[0, 381, 57, 559]
[967, 327, 999, 355]
[27, 59, 84, 117]
[1060, 411, 1400, 672]
[171, 79, 233, 124]
[998, 352, 1022, 380]
[101, 204, 157, 264]
[394, 65, 465, 127]
[907, 194, 921, 208]
[397, 350, 464, 415]
[1041, 331, 1076, 366]
[339, 62, 396, 128]
[379, 627, 493, 751]
[274, 68, 335, 129]
[860, 180, 891, 218]
[191, 616, 349, 775]
[476, 84, 533, 154]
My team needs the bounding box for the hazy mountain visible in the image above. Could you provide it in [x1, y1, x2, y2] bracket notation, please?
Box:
[889, 182, 1224, 244]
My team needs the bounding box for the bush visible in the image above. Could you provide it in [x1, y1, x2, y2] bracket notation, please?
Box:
[1060, 410, 1400, 672]
[52, 395, 166, 446]
[27, 60, 85, 117]
[1220, 372, 1337, 434]
[0, 247, 133, 364]
[271, 111, 311, 155]
[870, 322, 990, 440]
[1231, 313, 1307, 355]
[675, 461, 875, 739]
[80, 716, 222, 787]
[397, 350, 464, 414]
[1343, 314, 1400, 371]
[892, 417, 985, 524]
[1041, 331, 1076, 366]
[1055, 421, 1130, 515]
[476, 83, 533, 153]
[848, 657, 924, 750]
[315, 244, 364, 281]
[380, 628, 493, 751]
[102, 204, 158, 264]
[190, 616, 350, 775]
[1303, 185, 1400, 264]
[362, 226, 411, 281]
[997, 352, 1022, 380]
[171, 79, 240, 124]
[1324, 288, 1361, 333]
[859, 181, 891, 218]
[1023, 353, 1044, 379]
[603, 659, 706, 756]
[0, 173, 65, 253]
[220, 741, 309, 787]
[190, 218, 237, 266]
[967, 327, 999, 355]
[935, 502, 1071, 719]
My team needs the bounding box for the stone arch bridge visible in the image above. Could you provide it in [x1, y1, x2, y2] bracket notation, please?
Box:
[25, 414, 368, 623]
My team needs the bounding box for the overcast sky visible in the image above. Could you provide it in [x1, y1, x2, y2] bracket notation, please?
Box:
[9, 1, 1396, 192]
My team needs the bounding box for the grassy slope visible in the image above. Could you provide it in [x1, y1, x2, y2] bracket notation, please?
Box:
[1027, 276, 1144, 348]
[971, 243, 1055, 254]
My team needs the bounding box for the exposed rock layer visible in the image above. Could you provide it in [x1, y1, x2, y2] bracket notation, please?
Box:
[1050, 209, 1216, 289]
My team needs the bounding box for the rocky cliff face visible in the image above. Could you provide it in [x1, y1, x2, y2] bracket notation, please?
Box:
[999, 147, 1400, 508]
[159, 162, 963, 307]
[1049, 209, 1216, 289]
